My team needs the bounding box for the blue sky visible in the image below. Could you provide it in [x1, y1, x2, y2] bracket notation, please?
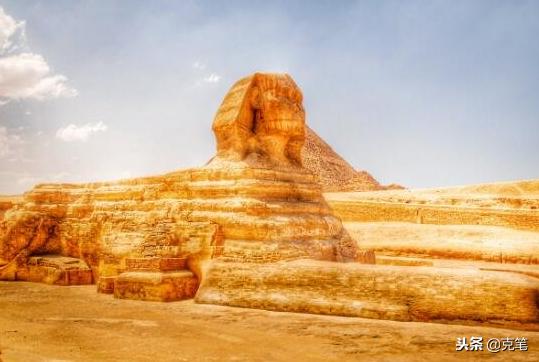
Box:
[0, 0, 538, 194]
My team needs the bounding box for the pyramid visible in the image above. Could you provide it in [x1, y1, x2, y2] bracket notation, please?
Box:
[302, 127, 385, 192]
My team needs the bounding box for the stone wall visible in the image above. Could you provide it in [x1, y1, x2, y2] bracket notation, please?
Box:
[328, 200, 539, 232]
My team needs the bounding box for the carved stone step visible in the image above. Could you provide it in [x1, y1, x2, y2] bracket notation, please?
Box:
[96, 276, 117, 294]
[125, 257, 187, 272]
[17, 255, 93, 286]
[114, 270, 198, 302]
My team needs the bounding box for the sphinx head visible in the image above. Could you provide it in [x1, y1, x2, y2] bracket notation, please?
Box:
[212, 73, 306, 166]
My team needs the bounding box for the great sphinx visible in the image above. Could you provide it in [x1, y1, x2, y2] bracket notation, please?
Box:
[0, 72, 370, 300]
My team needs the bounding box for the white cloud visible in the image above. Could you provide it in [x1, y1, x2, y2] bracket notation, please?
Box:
[0, 53, 77, 101]
[0, 7, 76, 104]
[192, 61, 221, 85]
[0, 126, 23, 158]
[56, 122, 108, 142]
[0, 6, 25, 54]
[0, 127, 10, 157]
[203, 73, 221, 83]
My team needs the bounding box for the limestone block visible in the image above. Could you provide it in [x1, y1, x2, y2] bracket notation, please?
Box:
[196, 260, 539, 327]
[97, 276, 117, 294]
[125, 257, 187, 272]
[114, 271, 198, 302]
[325, 181, 539, 231]
[15, 255, 93, 285]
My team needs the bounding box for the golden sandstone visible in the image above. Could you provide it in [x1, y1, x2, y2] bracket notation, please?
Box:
[0, 73, 538, 330]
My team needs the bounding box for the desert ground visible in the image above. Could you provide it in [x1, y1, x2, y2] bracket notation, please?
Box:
[0, 281, 538, 362]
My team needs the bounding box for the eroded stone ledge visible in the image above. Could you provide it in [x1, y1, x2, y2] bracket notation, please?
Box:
[196, 259, 539, 328]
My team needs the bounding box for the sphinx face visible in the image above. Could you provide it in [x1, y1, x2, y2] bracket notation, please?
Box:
[251, 74, 305, 166]
[253, 76, 305, 138]
[212, 73, 306, 166]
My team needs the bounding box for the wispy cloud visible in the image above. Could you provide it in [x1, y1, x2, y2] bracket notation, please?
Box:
[0, 6, 76, 104]
[0, 126, 23, 159]
[202, 73, 221, 83]
[192, 61, 206, 70]
[192, 60, 221, 84]
[0, 6, 25, 54]
[56, 122, 108, 142]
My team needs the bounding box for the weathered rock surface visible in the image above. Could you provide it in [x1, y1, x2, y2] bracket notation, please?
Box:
[327, 179, 539, 210]
[0, 199, 15, 221]
[343, 222, 539, 264]
[17, 255, 93, 285]
[326, 180, 539, 265]
[0, 166, 366, 296]
[197, 259, 539, 326]
[114, 271, 198, 302]
[318, 180, 539, 327]
[111, 256, 197, 301]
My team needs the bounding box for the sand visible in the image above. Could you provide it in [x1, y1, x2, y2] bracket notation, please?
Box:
[0, 282, 538, 362]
